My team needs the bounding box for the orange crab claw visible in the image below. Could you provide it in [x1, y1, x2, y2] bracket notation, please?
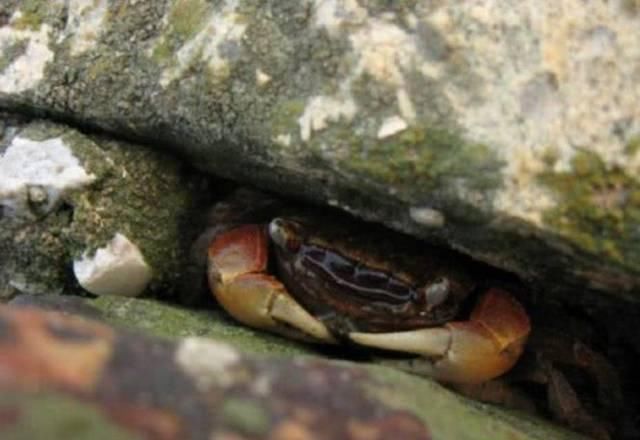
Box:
[349, 288, 531, 383]
[208, 225, 335, 342]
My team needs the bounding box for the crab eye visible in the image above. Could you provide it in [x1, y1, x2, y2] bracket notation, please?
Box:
[423, 277, 450, 309]
[269, 218, 301, 252]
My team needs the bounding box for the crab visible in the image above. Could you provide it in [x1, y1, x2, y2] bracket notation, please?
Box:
[206, 210, 531, 384]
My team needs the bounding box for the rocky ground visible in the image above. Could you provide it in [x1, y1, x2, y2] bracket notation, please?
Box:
[1, 1, 639, 439]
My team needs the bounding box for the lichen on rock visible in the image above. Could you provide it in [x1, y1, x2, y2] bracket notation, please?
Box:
[1, 0, 636, 302]
[0, 116, 213, 300]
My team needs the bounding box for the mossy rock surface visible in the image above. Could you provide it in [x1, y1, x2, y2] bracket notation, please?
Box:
[1, 3, 638, 437]
[0, 117, 212, 301]
[1, 1, 638, 304]
[0, 297, 587, 440]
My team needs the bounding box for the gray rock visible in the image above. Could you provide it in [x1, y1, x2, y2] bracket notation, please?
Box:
[1, 1, 638, 303]
[1, 3, 639, 438]
[0, 116, 212, 301]
[0, 297, 588, 440]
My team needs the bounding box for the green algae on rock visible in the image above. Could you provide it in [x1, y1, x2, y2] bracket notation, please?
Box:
[0, 303, 589, 440]
[0, 117, 212, 300]
[0, 392, 138, 440]
[91, 295, 313, 357]
[540, 150, 640, 266]
[0, 2, 639, 310]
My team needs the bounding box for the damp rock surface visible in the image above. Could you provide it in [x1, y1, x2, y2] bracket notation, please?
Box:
[0, 116, 212, 301]
[0, 1, 637, 303]
[0, 299, 586, 440]
[0, 2, 639, 439]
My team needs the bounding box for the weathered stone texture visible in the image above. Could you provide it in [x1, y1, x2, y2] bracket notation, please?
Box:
[2, 1, 638, 302]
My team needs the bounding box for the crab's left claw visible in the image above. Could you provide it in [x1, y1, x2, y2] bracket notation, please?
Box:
[349, 288, 531, 384]
[208, 225, 335, 343]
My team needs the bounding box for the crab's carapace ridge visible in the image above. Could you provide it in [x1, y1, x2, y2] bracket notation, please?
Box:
[270, 217, 476, 332]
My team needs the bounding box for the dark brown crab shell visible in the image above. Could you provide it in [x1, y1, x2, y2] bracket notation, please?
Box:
[268, 216, 477, 334]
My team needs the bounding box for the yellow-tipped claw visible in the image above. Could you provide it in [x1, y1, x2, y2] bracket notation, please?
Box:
[350, 289, 530, 383]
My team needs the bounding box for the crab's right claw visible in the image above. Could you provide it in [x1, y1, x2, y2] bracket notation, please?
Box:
[350, 288, 531, 384]
[208, 224, 335, 343]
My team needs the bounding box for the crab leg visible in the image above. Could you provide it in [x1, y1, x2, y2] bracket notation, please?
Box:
[208, 224, 335, 342]
[349, 288, 530, 383]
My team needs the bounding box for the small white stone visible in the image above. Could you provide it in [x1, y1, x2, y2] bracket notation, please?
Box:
[298, 95, 357, 141]
[175, 337, 240, 390]
[409, 207, 446, 227]
[0, 136, 95, 217]
[274, 134, 291, 147]
[9, 10, 23, 22]
[377, 115, 408, 139]
[396, 88, 416, 122]
[250, 374, 272, 396]
[73, 233, 153, 297]
[255, 68, 271, 86]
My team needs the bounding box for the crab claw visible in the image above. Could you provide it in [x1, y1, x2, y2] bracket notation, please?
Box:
[208, 224, 335, 342]
[349, 288, 531, 383]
